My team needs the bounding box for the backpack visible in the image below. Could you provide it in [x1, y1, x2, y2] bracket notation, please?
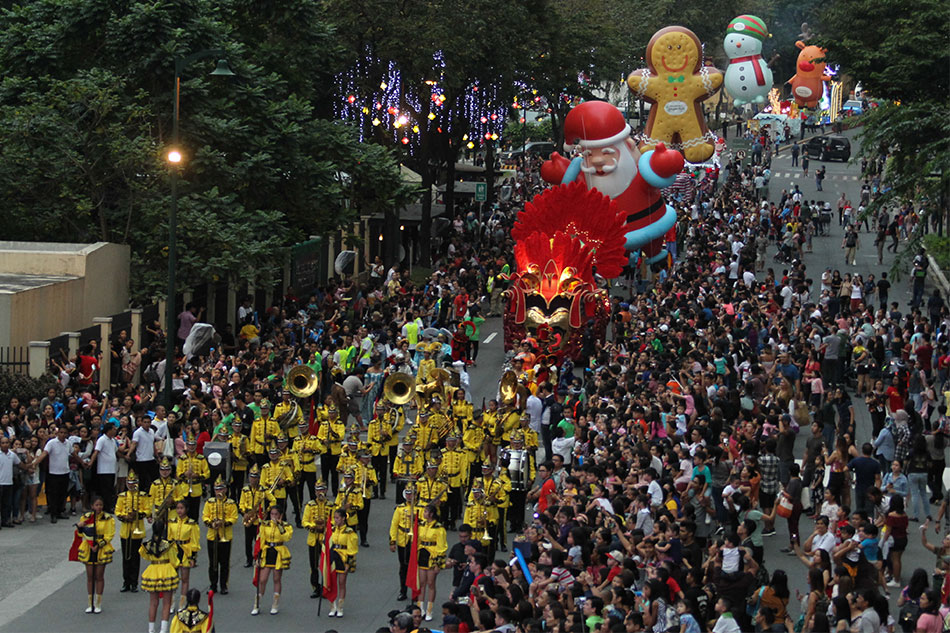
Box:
[898, 599, 921, 633]
[846, 233, 857, 247]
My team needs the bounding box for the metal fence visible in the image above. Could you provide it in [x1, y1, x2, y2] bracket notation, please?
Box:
[0, 347, 29, 375]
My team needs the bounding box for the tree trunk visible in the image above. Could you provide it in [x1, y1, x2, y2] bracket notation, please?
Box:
[485, 141, 496, 205]
[418, 167, 434, 267]
[383, 205, 398, 267]
[444, 159, 456, 222]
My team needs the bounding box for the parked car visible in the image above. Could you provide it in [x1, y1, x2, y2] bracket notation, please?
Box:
[804, 135, 851, 162]
[840, 99, 864, 116]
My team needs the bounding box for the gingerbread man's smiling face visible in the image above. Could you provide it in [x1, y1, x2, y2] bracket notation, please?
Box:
[651, 31, 699, 74]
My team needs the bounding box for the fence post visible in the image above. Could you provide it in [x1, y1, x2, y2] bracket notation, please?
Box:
[226, 277, 237, 333]
[62, 331, 81, 359]
[28, 341, 50, 379]
[130, 309, 144, 385]
[93, 317, 113, 389]
[158, 300, 166, 338]
[206, 283, 217, 326]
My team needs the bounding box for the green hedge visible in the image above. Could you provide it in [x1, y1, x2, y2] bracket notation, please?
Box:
[923, 234, 950, 271]
[0, 372, 58, 413]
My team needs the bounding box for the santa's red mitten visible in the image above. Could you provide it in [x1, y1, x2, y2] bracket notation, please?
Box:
[540, 151, 572, 185]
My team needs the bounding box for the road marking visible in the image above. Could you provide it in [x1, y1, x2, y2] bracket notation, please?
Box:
[0, 558, 80, 629]
[483, 332, 497, 344]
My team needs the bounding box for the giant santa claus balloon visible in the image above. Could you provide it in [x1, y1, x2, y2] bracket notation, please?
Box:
[540, 101, 684, 265]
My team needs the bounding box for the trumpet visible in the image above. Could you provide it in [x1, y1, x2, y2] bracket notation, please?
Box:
[153, 485, 177, 522]
[267, 467, 285, 496]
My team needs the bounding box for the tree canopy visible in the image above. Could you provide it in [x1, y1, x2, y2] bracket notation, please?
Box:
[0, 0, 408, 301]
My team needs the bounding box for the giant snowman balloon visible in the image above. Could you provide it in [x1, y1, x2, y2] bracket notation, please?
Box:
[723, 15, 773, 106]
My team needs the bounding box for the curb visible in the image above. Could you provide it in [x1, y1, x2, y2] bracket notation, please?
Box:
[926, 253, 950, 295]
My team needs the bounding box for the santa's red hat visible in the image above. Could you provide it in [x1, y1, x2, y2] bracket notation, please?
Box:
[562, 101, 631, 152]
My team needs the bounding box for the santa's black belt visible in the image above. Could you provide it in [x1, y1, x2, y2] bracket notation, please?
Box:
[625, 198, 665, 225]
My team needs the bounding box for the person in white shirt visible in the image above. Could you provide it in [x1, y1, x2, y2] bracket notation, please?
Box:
[643, 468, 663, 508]
[90, 424, 119, 512]
[34, 426, 73, 522]
[0, 436, 30, 527]
[129, 413, 158, 488]
[525, 393, 543, 434]
[803, 516, 836, 555]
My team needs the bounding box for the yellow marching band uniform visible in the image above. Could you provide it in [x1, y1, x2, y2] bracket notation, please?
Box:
[65, 363, 538, 619]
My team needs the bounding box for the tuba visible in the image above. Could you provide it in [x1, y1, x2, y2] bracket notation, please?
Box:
[287, 365, 319, 398]
[383, 372, 416, 406]
[499, 370, 518, 406]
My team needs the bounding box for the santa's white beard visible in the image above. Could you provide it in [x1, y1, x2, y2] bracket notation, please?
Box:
[580, 144, 638, 199]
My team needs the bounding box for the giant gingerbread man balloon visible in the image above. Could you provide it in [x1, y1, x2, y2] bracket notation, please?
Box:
[628, 26, 722, 163]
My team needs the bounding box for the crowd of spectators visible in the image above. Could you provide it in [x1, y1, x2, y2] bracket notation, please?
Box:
[0, 142, 948, 633]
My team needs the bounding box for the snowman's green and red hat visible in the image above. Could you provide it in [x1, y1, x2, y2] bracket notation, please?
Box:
[727, 15, 768, 41]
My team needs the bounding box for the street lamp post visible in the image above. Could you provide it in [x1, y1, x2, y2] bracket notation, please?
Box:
[165, 50, 234, 408]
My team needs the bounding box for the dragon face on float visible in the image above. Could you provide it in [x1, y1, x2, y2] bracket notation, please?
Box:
[503, 181, 626, 363]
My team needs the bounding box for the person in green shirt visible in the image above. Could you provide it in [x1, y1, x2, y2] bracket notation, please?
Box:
[581, 596, 605, 632]
[735, 494, 765, 562]
[466, 306, 487, 367]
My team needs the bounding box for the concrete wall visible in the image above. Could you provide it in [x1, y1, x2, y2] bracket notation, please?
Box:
[0, 242, 130, 349]
[80, 243, 129, 324]
[7, 279, 85, 349]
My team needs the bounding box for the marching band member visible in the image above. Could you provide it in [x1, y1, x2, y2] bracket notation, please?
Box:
[482, 399, 500, 449]
[416, 461, 448, 511]
[176, 435, 209, 521]
[140, 520, 180, 633]
[336, 433, 360, 480]
[463, 410, 487, 486]
[416, 504, 448, 622]
[451, 387, 473, 428]
[389, 486, 420, 601]
[228, 418, 250, 500]
[302, 478, 332, 598]
[116, 470, 151, 593]
[238, 465, 274, 568]
[327, 508, 358, 618]
[275, 433, 302, 527]
[333, 468, 363, 530]
[150, 457, 185, 523]
[498, 401, 522, 446]
[393, 434, 423, 502]
[413, 408, 438, 452]
[260, 443, 293, 516]
[75, 495, 115, 614]
[293, 418, 321, 504]
[495, 457, 513, 552]
[169, 588, 212, 633]
[440, 432, 469, 530]
[252, 505, 293, 616]
[462, 484, 496, 559]
[428, 394, 452, 441]
[367, 400, 400, 499]
[504, 431, 535, 535]
[416, 344, 435, 384]
[167, 500, 200, 608]
[250, 401, 279, 467]
[317, 403, 345, 495]
[272, 389, 303, 439]
[355, 449, 378, 547]
[466, 463, 506, 559]
[202, 476, 238, 594]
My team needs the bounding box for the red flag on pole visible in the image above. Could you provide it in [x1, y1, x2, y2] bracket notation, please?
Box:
[320, 515, 338, 602]
[204, 590, 215, 633]
[251, 536, 262, 587]
[405, 513, 421, 601]
[68, 529, 82, 562]
[308, 398, 319, 437]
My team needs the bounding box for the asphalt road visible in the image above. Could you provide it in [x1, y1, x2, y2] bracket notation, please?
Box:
[0, 127, 943, 632]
